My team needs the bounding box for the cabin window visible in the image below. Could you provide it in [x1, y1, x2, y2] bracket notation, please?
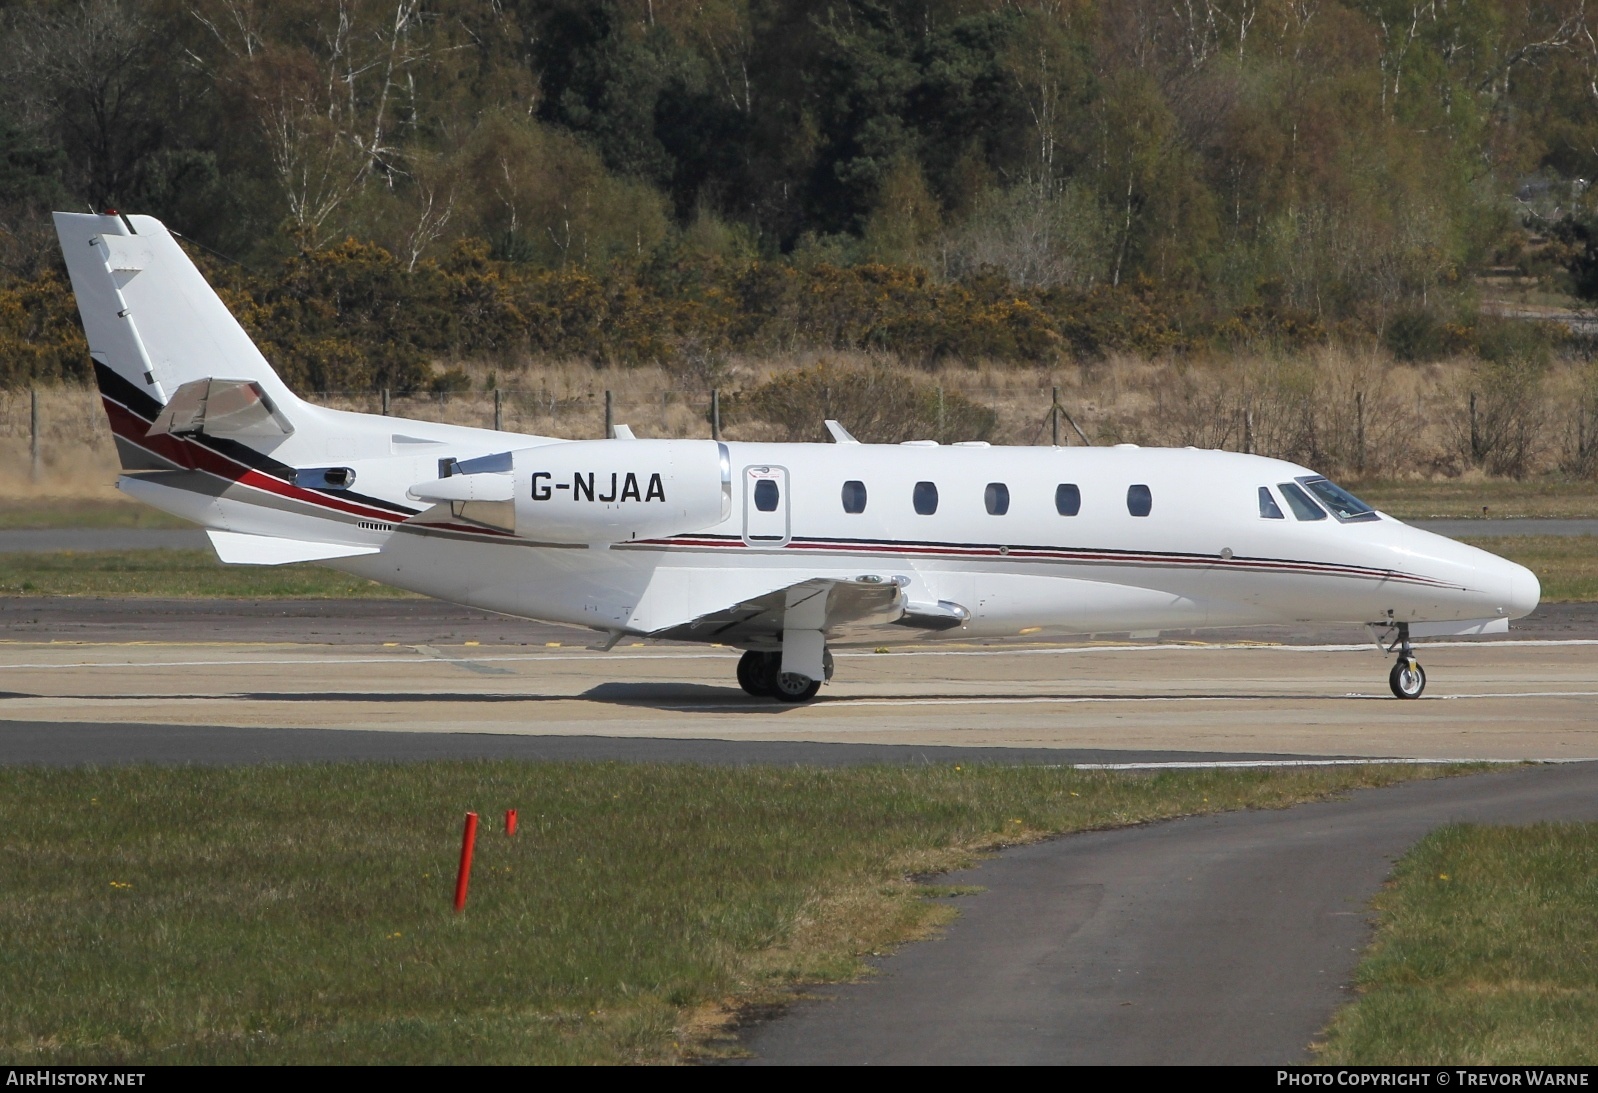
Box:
[1278, 482, 1327, 521]
[753, 478, 780, 512]
[1259, 486, 1285, 519]
[913, 481, 939, 515]
[1126, 483, 1152, 517]
[1299, 476, 1379, 522]
[984, 482, 1010, 515]
[841, 480, 867, 514]
[1055, 483, 1081, 516]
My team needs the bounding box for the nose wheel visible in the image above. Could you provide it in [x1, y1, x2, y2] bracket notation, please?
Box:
[1389, 658, 1426, 699]
[1380, 622, 1426, 699]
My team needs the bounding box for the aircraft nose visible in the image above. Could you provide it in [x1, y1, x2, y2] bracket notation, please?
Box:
[1508, 559, 1541, 619]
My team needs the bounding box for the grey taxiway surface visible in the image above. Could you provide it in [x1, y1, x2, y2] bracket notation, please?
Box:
[741, 761, 1598, 1065]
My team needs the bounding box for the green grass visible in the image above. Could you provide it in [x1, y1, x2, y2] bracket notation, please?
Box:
[1460, 535, 1598, 602]
[1318, 823, 1598, 1065]
[0, 761, 1461, 1065]
[1356, 479, 1598, 520]
[0, 501, 188, 529]
[0, 550, 414, 598]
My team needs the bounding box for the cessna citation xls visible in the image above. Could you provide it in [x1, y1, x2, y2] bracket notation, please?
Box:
[55, 210, 1539, 703]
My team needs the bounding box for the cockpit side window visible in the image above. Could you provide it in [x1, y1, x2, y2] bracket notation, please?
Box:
[1258, 486, 1284, 519]
[1298, 476, 1379, 522]
[1278, 482, 1327, 521]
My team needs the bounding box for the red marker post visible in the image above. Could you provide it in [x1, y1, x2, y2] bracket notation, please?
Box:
[505, 808, 518, 837]
[453, 812, 479, 913]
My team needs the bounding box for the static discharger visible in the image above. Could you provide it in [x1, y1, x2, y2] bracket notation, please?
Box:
[453, 812, 479, 913]
[505, 809, 518, 837]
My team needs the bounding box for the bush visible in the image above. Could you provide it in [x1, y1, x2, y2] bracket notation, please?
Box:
[1385, 308, 1451, 362]
[726, 361, 997, 444]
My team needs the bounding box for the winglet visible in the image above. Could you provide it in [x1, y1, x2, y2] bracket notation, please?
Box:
[824, 419, 859, 444]
[613, 424, 637, 440]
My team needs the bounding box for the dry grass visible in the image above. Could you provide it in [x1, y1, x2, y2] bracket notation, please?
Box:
[6, 347, 1598, 505]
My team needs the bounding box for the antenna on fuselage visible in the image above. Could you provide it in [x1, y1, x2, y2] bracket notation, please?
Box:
[824, 419, 860, 444]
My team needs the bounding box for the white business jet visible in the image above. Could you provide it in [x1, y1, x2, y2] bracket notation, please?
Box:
[54, 211, 1539, 702]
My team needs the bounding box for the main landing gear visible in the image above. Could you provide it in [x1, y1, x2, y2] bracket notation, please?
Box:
[736, 649, 833, 703]
[1381, 622, 1426, 700]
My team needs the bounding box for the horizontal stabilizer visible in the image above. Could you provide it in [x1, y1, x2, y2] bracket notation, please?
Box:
[207, 530, 380, 566]
[148, 378, 294, 438]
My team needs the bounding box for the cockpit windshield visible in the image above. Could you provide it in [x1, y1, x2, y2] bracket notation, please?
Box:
[1298, 477, 1379, 522]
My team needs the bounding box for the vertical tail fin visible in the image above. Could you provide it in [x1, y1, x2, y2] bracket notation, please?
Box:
[53, 211, 302, 469]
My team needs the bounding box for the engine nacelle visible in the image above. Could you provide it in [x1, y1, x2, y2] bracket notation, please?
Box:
[511, 439, 730, 544]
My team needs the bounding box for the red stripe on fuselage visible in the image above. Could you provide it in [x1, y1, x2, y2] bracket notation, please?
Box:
[101, 393, 412, 523]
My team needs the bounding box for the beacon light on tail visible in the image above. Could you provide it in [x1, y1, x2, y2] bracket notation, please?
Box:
[54, 210, 1540, 702]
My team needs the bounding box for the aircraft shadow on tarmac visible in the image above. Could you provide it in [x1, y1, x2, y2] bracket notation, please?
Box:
[10, 686, 1397, 711]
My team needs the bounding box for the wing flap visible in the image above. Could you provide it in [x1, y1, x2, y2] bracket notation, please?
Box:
[207, 529, 380, 566]
[649, 575, 913, 646]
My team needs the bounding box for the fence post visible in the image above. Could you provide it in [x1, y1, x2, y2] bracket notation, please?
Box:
[1243, 407, 1254, 454]
[711, 388, 721, 441]
[1469, 391, 1480, 462]
[936, 386, 945, 440]
[1354, 390, 1366, 476]
[381, 387, 390, 416]
[493, 388, 502, 431]
[604, 389, 614, 439]
[30, 389, 41, 483]
[1051, 385, 1060, 446]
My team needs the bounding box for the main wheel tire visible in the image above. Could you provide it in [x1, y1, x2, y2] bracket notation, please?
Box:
[737, 650, 774, 697]
[1389, 659, 1426, 699]
[771, 671, 822, 703]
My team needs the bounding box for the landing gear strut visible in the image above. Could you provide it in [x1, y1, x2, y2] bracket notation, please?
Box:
[735, 649, 830, 703]
[1383, 622, 1426, 699]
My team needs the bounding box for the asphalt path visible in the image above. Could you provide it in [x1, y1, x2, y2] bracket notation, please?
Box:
[0, 595, 588, 645]
[0, 529, 208, 552]
[739, 761, 1598, 1065]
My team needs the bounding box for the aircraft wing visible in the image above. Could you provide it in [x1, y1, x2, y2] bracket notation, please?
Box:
[648, 575, 970, 647]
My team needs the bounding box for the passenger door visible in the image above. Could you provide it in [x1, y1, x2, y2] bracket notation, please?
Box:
[743, 465, 791, 547]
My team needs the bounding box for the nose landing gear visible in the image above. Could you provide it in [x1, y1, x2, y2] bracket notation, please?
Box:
[1380, 622, 1426, 699]
[735, 648, 831, 703]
